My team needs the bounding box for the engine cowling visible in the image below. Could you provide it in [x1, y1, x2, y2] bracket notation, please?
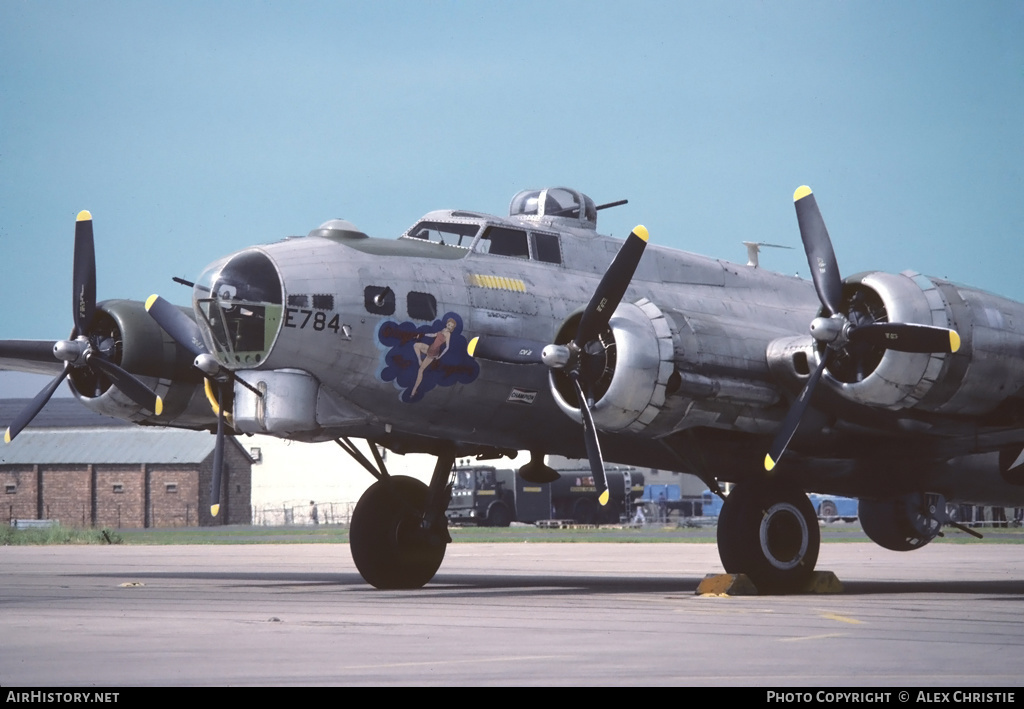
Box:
[549, 298, 674, 433]
[768, 270, 1024, 418]
[812, 271, 956, 409]
[70, 299, 214, 428]
[788, 270, 1024, 416]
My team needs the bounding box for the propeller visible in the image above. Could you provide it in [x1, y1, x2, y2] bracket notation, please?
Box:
[146, 293, 224, 516]
[469, 225, 650, 505]
[145, 293, 262, 517]
[4, 211, 162, 444]
[209, 379, 226, 518]
[764, 187, 961, 471]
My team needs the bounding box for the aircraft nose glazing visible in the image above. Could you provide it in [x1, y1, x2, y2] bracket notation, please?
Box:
[193, 250, 284, 369]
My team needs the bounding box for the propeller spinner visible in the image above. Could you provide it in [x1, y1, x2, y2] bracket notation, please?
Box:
[4, 212, 162, 444]
[764, 187, 961, 471]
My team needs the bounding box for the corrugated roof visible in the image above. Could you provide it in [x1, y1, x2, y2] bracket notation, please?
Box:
[0, 428, 217, 465]
[0, 398, 130, 429]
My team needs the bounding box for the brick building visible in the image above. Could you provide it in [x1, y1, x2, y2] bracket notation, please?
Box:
[1, 399, 252, 527]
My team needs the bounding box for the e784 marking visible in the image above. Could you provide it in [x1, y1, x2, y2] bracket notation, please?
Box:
[284, 308, 341, 333]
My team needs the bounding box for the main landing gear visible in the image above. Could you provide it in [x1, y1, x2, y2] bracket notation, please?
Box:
[341, 438, 454, 589]
[716, 479, 820, 594]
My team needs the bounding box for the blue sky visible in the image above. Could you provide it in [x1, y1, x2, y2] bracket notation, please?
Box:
[2, 0, 1023, 396]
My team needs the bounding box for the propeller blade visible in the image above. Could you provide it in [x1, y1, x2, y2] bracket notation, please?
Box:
[571, 372, 610, 506]
[148, 293, 264, 402]
[145, 294, 209, 358]
[466, 335, 546, 364]
[5, 365, 70, 443]
[85, 354, 163, 415]
[574, 225, 649, 347]
[210, 398, 225, 518]
[0, 340, 63, 376]
[765, 350, 833, 471]
[73, 211, 97, 334]
[849, 322, 961, 354]
[794, 187, 843, 317]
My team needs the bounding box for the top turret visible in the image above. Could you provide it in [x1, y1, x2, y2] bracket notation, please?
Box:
[508, 187, 598, 230]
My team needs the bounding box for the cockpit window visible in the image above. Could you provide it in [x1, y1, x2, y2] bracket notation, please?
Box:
[454, 468, 497, 490]
[532, 232, 562, 264]
[405, 221, 478, 248]
[476, 226, 529, 259]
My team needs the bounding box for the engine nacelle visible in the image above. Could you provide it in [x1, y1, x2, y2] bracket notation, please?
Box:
[768, 270, 1024, 418]
[549, 298, 674, 433]
[777, 270, 1024, 416]
[69, 299, 214, 429]
[815, 271, 957, 409]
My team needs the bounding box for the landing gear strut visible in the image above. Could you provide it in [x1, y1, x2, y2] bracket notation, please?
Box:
[347, 443, 454, 589]
[717, 480, 820, 594]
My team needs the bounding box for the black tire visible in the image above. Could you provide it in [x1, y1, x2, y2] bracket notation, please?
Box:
[598, 503, 621, 524]
[572, 497, 598, 524]
[819, 500, 838, 522]
[486, 501, 512, 527]
[717, 480, 820, 594]
[350, 476, 447, 589]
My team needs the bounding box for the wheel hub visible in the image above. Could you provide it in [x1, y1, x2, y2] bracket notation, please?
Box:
[759, 502, 809, 570]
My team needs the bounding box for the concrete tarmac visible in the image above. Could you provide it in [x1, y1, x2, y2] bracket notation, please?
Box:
[2, 541, 1023, 687]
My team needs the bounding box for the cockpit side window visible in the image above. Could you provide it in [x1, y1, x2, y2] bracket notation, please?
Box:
[405, 221, 479, 248]
[531, 232, 561, 264]
[477, 226, 529, 259]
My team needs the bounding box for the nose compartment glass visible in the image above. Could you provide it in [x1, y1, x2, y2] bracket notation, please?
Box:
[194, 250, 283, 367]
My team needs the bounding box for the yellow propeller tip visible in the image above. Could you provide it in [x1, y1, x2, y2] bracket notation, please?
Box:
[467, 336, 479, 357]
[204, 379, 221, 415]
[4, 429, 11, 444]
[764, 454, 777, 472]
[145, 294, 159, 311]
[76, 210, 92, 222]
[632, 225, 649, 242]
[949, 331, 961, 353]
[598, 489, 610, 506]
[210, 504, 220, 517]
[793, 185, 813, 202]
[154, 397, 163, 416]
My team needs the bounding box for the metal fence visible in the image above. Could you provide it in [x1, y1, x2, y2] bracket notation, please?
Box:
[251, 500, 355, 527]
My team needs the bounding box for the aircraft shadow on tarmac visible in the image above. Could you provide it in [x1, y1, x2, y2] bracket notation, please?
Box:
[75, 570, 1024, 598]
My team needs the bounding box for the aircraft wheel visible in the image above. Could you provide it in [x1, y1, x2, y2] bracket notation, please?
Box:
[350, 476, 447, 589]
[717, 480, 819, 594]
